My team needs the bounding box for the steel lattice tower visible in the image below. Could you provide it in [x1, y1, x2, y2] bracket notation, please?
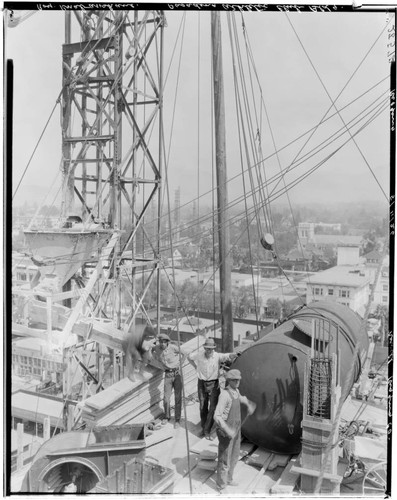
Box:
[60, 10, 165, 403]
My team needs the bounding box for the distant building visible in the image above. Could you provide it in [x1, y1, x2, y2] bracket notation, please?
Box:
[12, 252, 38, 285]
[299, 222, 316, 243]
[12, 390, 73, 436]
[373, 267, 389, 307]
[336, 245, 361, 266]
[12, 338, 63, 384]
[363, 249, 382, 266]
[363, 250, 389, 308]
[313, 235, 364, 251]
[298, 222, 342, 243]
[305, 265, 370, 316]
[10, 429, 44, 473]
[281, 245, 327, 272]
[298, 222, 363, 251]
[199, 271, 261, 291]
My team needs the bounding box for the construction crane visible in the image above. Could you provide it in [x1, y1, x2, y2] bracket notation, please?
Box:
[11, 9, 166, 430]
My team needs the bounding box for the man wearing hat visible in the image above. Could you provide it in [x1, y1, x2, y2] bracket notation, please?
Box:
[149, 333, 185, 428]
[188, 338, 237, 439]
[214, 369, 256, 491]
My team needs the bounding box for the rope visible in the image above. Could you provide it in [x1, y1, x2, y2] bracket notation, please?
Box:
[227, 14, 260, 330]
[277, 12, 391, 204]
[196, 13, 202, 343]
[13, 94, 62, 201]
[121, 76, 388, 255]
[164, 112, 193, 498]
[151, 87, 389, 252]
[153, 94, 388, 261]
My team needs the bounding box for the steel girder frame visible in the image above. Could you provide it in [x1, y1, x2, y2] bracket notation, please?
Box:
[60, 9, 165, 395]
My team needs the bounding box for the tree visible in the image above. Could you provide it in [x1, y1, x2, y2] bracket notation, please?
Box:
[266, 298, 282, 319]
[282, 300, 295, 319]
[362, 231, 379, 255]
[232, 286, 253, 319]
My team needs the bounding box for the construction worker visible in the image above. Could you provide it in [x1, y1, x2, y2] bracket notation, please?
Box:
[149, 333, 185, 428]
[188, 338, 237, 439]
[214, 369, 256, 491]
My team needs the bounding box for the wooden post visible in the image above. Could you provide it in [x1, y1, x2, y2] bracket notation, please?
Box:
[43, 416, 51, 441]
[16, 422, 24, 470]
[67, 404, 74, 432]
[211, 12, 233, 353]
[46, 296, 52, 338]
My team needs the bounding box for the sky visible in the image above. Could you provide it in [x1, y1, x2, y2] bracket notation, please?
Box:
[5, 6, 393, 216]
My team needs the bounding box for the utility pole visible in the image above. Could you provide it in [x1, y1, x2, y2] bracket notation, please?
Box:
[211, 12, 233, 352]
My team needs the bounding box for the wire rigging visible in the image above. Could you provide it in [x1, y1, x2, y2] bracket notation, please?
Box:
[144, 80, 389, 251]
[12, 94, 62, 201]
[274, 13, 390, 205]
[151, 90, 388, 255]
[285, 13, 389, 200]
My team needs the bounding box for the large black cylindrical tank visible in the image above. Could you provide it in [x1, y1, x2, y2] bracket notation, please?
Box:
[233, 301, 368, 455]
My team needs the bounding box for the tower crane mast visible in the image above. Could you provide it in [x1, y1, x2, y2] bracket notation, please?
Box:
[60, 9, 165, 389]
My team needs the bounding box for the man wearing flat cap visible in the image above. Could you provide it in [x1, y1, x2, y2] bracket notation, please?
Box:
[149, 333, 185, 428]
[214, 369, 256, 491]
[188, 338, 237, 440]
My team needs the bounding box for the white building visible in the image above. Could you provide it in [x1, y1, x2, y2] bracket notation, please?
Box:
[298, 222, 342, 243]
[298, 222, 363, 250]
[363, 250, 389, 308]
[336, 245, 362, 266]
[306, 266, 370, 316]
[373, 267, 389, 307]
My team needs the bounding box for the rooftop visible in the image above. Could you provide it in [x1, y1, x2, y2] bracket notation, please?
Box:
[306, 266, 370, 287]
[364, 249, 382, 261]
[314, 235, 363, 245]
[12, 391, 71, 429]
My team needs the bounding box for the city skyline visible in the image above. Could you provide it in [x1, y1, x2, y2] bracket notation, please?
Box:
[6, 8, 392, 216]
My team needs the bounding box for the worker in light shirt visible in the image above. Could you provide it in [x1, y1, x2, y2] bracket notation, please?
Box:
[188, 338, 237, 439]
[149, 333, 186, 428]
[214, 369, 256, 491]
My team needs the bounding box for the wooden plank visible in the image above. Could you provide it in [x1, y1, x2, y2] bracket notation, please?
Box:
[246, 453, 274, 493]
[268, 453, 291, 470]
[199, 449, 217, 460]
[245, 447, 273, 468]
[190, 437, 219, 455]
[145, 427, 174, 448]
[228, 460, 262, 490]
[252, 469, 280, 494]
[197, 459, 217, 471]
[270, 454, 300, 495]
[290, 465, 342, 482]
[173, 460, 215, 494]
[81, 335, 203, 426]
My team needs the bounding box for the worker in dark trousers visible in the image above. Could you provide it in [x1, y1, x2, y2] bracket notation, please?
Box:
[188, 338, 237, 439]
[149, 333, 185, 428]
[214, 369, 256, 491]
